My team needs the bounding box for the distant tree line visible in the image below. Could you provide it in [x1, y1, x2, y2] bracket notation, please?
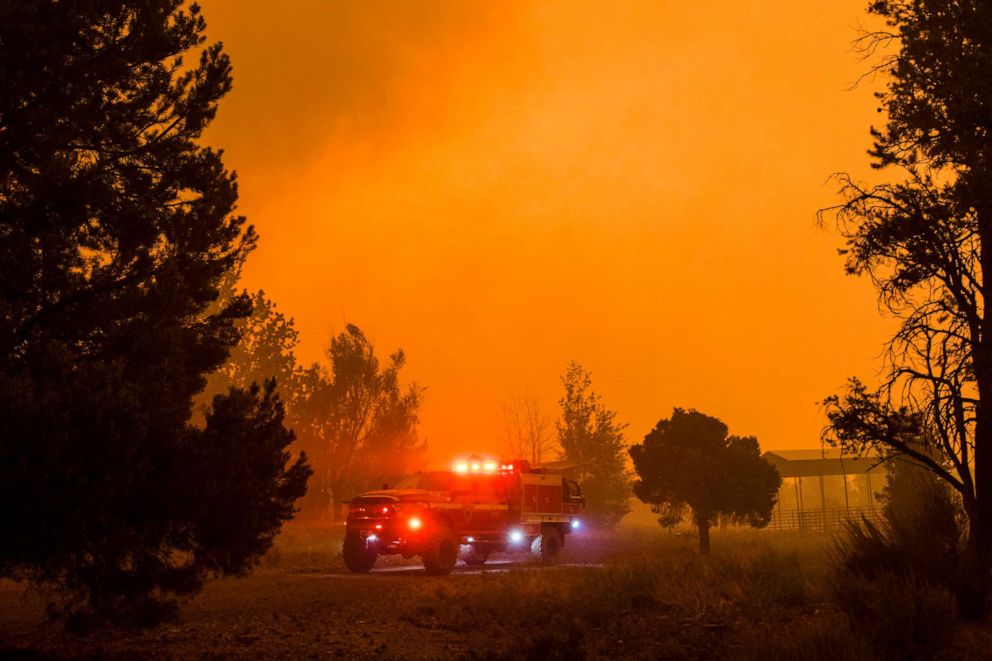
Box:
[502, 362, 781, 548]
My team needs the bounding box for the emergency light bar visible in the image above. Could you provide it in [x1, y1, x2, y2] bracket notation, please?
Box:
[451, 457, 502, 473]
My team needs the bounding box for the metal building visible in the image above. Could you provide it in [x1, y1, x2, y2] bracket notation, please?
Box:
[762, 449, 888, 532]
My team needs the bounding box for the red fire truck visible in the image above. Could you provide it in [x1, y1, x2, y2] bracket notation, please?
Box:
[343, 458, 585, 574]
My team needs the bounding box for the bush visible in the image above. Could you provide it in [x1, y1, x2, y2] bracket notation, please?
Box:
[832, 459, 965, 657]
[833, 460, 964, 587]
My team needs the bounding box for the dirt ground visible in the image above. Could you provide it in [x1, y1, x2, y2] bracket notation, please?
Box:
[0, 529, 729, 660]
[1, 525, 990, 660]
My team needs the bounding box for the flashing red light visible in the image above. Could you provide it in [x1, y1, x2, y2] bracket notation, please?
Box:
[375, 524, 383, 530]
[408, 517, 423, 531]
[381, 507, 389, 514]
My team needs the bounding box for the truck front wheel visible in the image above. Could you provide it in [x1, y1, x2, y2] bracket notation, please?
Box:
[533, 526, 562, 563]
[422, 525, 458, 575]
[343, 532, 378, 573]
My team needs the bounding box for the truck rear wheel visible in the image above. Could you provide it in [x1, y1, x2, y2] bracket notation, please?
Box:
[533, 526, 562, 563]
[422, 525, 458, 575]
[343, 532, 378, 573]
[463, 545, 491, 566]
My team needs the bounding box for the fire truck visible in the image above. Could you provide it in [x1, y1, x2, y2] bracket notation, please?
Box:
[343, 458, 585, 575]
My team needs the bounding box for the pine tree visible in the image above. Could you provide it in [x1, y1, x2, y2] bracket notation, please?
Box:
[556, 361, 631, 528]
[0, 1, 309, 626]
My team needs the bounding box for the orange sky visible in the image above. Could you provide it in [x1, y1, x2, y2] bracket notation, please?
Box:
[201, 1, 894, 465]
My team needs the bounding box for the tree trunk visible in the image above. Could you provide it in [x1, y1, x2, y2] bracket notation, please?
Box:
[696, 513, 711, 555]
[967, 204, 992, 619]
[965, 376, 992, 618]
[959, 514, 990, 619]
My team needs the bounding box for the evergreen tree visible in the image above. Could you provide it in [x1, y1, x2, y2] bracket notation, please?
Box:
[556, 361, 631, 528]
[0, 1, 309, 625]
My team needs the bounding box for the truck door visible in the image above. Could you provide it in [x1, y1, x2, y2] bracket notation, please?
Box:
[451, 474, 486, 537]
[464, 474, 507, 538]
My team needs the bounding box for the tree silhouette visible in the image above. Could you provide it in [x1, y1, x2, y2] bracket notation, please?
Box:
[503, 391, 556, 466]
[629, 409, 780, 554]
[556, 361, 631, 528]
[820, 0, 992, 618]
[201, 289, 301, 406]
[0, 1, 309, 625]
[291, 325, 424, 517]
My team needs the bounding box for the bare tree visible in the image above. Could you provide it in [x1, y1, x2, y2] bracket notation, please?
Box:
[502, 391, 555, 465]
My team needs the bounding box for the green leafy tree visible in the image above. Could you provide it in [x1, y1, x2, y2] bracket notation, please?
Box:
[292, 325, 424, 517]
[556, 361, 631, 528]
[629, 408, 780, 554]
[820, 0, 992, 617]
[0, 1, 309, 626]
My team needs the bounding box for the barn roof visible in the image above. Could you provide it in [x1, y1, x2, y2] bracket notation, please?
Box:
[762, 448, 887, 477]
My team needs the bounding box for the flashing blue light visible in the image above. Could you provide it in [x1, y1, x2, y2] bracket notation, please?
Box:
[509, 530, 524, 543]
[367, 534, 378, 542]
[571, 519, 581, 530]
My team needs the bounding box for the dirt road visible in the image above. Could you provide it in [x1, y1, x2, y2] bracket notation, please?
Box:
[0, 550, 612, 660]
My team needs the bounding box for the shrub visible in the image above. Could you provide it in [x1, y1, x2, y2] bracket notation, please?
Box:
[833, 460, 964, 587]
[832, 459, 965, 657]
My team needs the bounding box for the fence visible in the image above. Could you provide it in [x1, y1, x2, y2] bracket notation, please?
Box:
[765, 506, 883, 533]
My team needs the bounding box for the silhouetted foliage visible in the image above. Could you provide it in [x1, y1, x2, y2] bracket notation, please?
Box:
[629, 408, 781, 554]
[833, 450, 964, 658]
[821, 0, 992, 618]
[201, 289, 301, 406]
[556, 361, 631, 529]
[839, 462, 964, 581]
[292, 324, 424, 517]
[0, 1, 309, 625]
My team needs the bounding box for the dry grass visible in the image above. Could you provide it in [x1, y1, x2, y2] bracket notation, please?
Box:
[1, 521, 989, 659]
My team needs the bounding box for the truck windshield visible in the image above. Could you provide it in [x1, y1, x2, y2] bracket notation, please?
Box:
[394, 471, 505, 495]
[394, 472, 456, 491]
